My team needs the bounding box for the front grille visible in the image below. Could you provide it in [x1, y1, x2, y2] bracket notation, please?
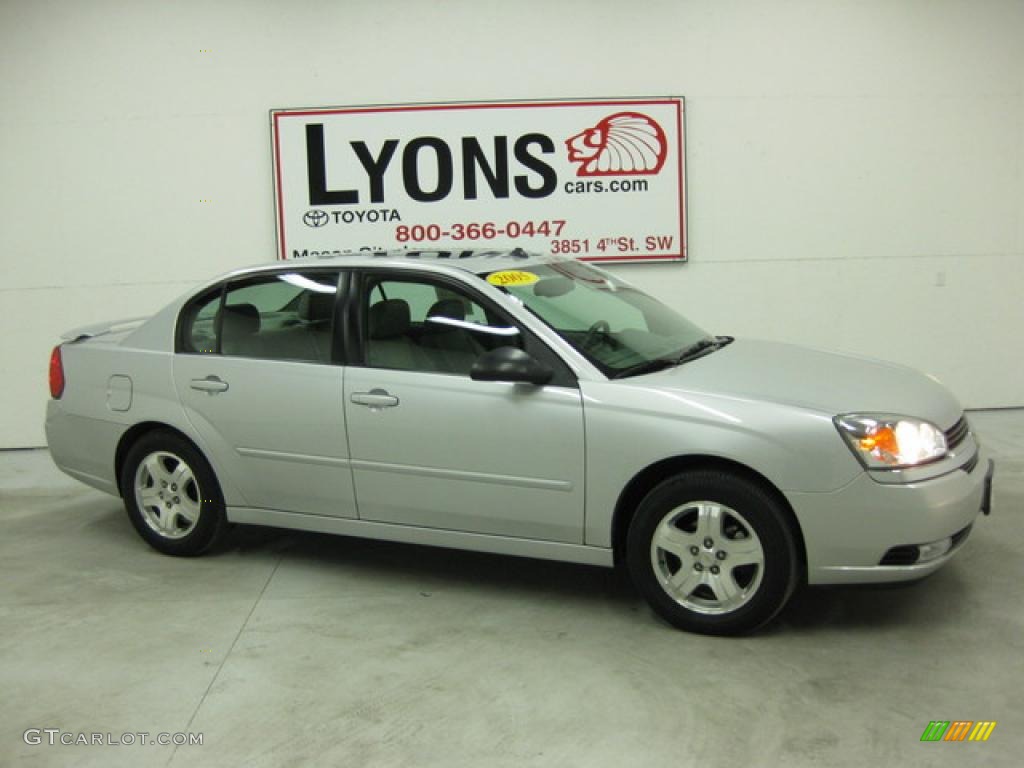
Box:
[962, 453, 980, 473]
[945, 416, 970, 451]
[880, 545, 920, 566]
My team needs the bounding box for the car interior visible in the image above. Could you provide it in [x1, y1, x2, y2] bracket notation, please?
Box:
[186, 273, 521, 374]
[364, 281, 520, 375]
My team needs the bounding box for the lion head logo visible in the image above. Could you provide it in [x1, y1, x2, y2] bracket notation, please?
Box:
[565, 112, 667, 177]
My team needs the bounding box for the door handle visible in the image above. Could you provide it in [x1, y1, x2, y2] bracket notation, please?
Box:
[350, 389, 399, 408]
[190, 376, 229, 394]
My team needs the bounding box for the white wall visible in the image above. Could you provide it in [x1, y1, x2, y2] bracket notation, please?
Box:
[1, 0, 1021, 448]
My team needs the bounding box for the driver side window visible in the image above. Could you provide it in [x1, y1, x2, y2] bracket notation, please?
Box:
[363, 278, 521, 375]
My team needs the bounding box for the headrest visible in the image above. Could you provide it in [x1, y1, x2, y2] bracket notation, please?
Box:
[219, 303, 260, 337]
[427, 298, 467, 322]
[298, 291, 334, 324]
[368, 299, 410, 340]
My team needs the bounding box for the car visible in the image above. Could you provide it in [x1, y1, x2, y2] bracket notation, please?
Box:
[45, 249, 995, 635]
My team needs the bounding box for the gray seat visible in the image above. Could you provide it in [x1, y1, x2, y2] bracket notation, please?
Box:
[419, 298, 483, 374]
[298, 291, 334, 325]
[295, 291, 334, 362]
[219, 303, 262, 357]
[367, 299, 424, 370]
[228, 292, 337, 363]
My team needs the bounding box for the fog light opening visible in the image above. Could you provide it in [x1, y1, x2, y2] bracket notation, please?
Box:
[917, 536, 953, 563]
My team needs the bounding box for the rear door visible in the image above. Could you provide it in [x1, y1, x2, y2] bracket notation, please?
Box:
[342, 270, 586, 542]
[172, 268, 356, 518]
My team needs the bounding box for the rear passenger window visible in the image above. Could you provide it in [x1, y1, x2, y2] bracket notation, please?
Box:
[181, 271, 341, 363]
[364, 278, 521, 375]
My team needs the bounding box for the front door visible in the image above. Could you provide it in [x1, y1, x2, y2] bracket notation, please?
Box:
[343, 273, 585, 542]
[173, 268, 357, 518]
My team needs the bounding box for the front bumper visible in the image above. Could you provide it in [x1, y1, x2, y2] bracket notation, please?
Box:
[787, 448, 993, 585]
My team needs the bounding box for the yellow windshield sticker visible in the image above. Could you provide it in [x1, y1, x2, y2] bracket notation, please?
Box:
[487, 270, 539, 287]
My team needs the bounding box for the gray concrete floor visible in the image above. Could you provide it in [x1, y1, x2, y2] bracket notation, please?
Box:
[1, 411, 1022, 767]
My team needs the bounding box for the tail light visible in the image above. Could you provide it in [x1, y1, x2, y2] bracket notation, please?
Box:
[49, 345, 65, 399]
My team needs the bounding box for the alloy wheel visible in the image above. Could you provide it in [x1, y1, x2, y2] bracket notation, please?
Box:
[649, 500, 765, 615]
[133, 451, 202, 540]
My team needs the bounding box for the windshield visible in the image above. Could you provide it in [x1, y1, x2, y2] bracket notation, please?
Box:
[483, 261, 713, 377]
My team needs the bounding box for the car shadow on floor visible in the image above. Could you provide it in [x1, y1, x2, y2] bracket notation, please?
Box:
[229, 523, 637, 607]
[47, 475, 1003, 636]
[64, 497, 976, 636]
[222, 523, 974, 636]
[776, 578, 963, 635]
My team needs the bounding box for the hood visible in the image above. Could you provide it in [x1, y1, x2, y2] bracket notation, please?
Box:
[630, 338, 963, 429]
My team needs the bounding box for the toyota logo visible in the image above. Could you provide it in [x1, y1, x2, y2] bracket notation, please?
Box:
[303, 209, 329, 227]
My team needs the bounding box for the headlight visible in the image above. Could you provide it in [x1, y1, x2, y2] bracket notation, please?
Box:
[834, 414, 948, 469]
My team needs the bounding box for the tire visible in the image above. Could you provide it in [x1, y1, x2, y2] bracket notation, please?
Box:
[626, 470, 799, 636]
[119, 430, 229, 556]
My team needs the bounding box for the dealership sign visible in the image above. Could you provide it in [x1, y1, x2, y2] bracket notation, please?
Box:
[271, 98, 686, 263]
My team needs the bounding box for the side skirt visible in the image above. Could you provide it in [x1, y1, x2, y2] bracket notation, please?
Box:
[227, 507, 615, 568]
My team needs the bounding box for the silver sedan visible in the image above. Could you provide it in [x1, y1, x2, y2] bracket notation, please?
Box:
[45, 250, 994, 634]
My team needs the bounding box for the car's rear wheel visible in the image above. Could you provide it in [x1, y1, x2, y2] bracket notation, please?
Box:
[120, 430, 228, 556]
[627, 470, 799, 635]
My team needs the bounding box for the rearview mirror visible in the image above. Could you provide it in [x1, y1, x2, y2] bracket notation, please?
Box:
[533, 276, 575, 298]
[470, 346, 553, 386]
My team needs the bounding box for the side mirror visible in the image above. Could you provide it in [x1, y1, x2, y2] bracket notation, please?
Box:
[470, 346, 553, 386]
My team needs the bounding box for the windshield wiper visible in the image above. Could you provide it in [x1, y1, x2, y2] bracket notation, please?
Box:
[610, 336, 733, 379]
[674, 335, 733, 365]
[610, 357, 679, 379]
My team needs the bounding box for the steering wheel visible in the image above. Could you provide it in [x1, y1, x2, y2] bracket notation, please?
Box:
[581, 320, 612, 350]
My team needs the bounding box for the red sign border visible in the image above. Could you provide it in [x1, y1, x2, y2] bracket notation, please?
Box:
[270, 97, 686, 264]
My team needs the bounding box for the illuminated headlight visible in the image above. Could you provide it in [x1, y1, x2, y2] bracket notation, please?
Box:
[834, 414, 948, 469]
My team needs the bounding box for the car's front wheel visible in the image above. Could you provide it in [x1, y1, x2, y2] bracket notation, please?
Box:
[627, 469, 799, 635]
[120, 430, 228, 556]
